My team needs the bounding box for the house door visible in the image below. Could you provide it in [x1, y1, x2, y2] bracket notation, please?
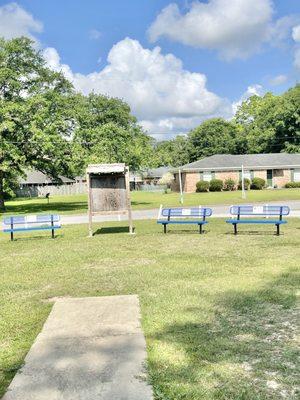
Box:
[267, 170, 273, 187]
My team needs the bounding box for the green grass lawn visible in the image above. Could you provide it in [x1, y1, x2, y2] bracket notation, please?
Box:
[2, 188, 300, 216]
[0, 219, 299, 399]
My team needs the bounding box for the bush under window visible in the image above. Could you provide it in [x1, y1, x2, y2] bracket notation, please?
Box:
[285, 182, 300, 188]
[209, 179, 223, 192]
[196, 180, 209, 192]
[223, 178, 236, 191]
[250, 177, 265, 190]
[238, 178, 251, 190]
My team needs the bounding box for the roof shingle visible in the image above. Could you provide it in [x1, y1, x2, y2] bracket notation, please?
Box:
[177, 153, 300, 171]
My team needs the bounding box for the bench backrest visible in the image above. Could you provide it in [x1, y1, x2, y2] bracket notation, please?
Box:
[3, 214, 60, 226]
[229, 205, 290, 217]
[160, 207, 212, 219]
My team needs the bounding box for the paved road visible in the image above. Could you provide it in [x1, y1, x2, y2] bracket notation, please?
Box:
[3, 296, 153, 400]
[61, 200, 300, 225]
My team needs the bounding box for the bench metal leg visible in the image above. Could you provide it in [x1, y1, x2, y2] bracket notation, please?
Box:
[276, 224, 280, 236]
[163, 224, 167, 234]
[51, 228, 55, 239]
[199, 224, 203, 234]
[10, 231, 13, 241]
[234, 223, 237, 235]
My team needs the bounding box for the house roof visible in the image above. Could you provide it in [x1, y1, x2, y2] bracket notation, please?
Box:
[144, 166, 171, 178]
[19, 170, 75, 185]
[176, 153, 300, 172]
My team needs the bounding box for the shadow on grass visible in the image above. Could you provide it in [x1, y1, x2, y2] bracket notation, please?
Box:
[8, 234, 63, 242]
[148, 269, 299, 399]
[2, 201, 88, 215]
[131, 201, 152, 207]
[93, 226, 132, 235]
[224, 230, 282, 236]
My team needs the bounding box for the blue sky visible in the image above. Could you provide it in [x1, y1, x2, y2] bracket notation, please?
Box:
[0, 0, 299, 136]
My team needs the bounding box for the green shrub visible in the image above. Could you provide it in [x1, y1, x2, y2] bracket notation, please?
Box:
[196, 180, 209, 192]
[238, 178, 251, 190]
[223, 178, 236, 191]
[285, 181, 300, 188]
[250, 177, 265, 190]
[209, 179, 223, 192]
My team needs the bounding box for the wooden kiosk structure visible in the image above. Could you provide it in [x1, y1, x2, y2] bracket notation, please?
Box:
[86, 163, 133, 236]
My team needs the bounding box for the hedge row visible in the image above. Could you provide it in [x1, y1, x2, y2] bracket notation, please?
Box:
[285, 181, 300, 188]
[196, 177, 266, 192]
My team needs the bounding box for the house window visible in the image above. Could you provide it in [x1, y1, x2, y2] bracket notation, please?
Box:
[294, 169, 300, 182]
[239, 170, 251, 180]
[243, 170, 251, 180]
[273, 169, 284, 177]
[203, 171, 212, 181]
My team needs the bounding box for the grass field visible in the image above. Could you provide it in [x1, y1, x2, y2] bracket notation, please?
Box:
[0, 219, 299, 399]
[2, 188, 300, 216]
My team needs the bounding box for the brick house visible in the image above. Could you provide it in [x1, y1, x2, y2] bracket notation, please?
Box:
[173, 153, 300, 193]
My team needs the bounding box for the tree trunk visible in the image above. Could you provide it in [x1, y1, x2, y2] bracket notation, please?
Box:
[0, 173, 5, 211]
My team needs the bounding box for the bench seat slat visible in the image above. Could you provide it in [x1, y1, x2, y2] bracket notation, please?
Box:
[3, 215, 60, 225]
[157, 220, 208, 225]
[4, 226, 61, 233]
[226, 219, 287, 224]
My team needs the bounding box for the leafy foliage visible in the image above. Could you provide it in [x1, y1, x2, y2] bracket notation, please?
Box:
[0, 37, 74, 209]
[153, 136, 190, 167]
[223, 178, 236, 191]
[235, 85, 300, 153]
[209, 179, 223, 192]
[285, 182, 300, 188]
[238, 178, 251, 190]
[196, 180, 210, 192]
[188, 118, 244, 161]
[250, 177, 266, 190]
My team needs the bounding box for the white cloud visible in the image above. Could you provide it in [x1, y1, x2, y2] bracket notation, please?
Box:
[292, 25, 300, 42]
[294, 48, 300, 70]
[43, 38, 231, 135]
[292, 24, 300, 70]
[0, 2, 42, 42]
[89, 29, 101, 40]
[148, 0, 274, 60]
[269, 74, 287, 86]
[232, 84, 264, 114]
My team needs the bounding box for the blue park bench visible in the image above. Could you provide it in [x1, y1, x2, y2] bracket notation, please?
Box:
[3, 214, 61, 241]
[226, 205, 290, 235]
[157, 206, 212, 234]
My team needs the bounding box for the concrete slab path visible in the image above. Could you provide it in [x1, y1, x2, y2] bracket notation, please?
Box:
[2, 296, 153, 400]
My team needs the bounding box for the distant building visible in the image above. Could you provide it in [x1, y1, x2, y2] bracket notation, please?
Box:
[17, 170, 76, 197]
[173, 153, 300, 192]
[143, 167, 171, 185]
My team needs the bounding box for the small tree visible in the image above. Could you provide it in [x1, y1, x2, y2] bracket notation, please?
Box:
[158, 172, 174, 187]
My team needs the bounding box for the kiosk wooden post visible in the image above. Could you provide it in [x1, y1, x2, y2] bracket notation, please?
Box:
[86, 163, 134, 236]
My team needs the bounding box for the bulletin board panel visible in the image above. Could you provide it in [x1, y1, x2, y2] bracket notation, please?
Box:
[86, 164, 133, 235]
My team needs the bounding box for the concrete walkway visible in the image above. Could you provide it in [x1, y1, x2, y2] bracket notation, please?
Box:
[60, 200, 300, 225]
[3, 296, 153, 400]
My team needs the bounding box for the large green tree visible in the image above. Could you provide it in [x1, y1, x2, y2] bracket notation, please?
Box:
[235, 85, 300, 153]
[153, 135, 190, 167]
[188, 118, 244, 161]
[0, 37, 74, 210]
[71, 93, 154, 174]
